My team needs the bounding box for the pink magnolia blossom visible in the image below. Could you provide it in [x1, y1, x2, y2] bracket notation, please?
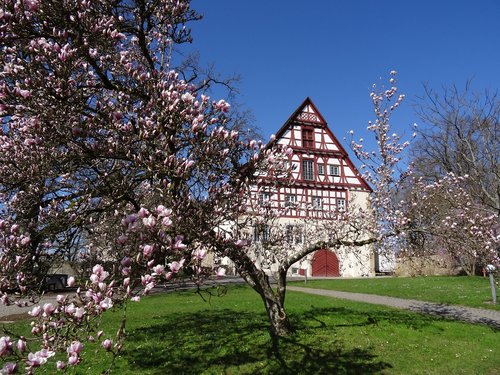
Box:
[102, 339, 113, 351]
[192, 248, 207, 260]
[143, 216, 156, 228]
[215, 268, 226, 277]
[156, 205, 171, 217]
[64, 304, 76, 315]
[0, 336, 12, 357]
[90, 265, 109, 283]
[122, 214, 137, 225]
[173, 235, 187, 250]
[42, 303, 55, 316]
[73, 307, 85, 319]
[67, 352, 79, 366]
[1, 362, 17, 374]
[152, 264, 165, 274]
[137, 207, 149, 218]
[99, 298, 113, 310]
[143, 244, 154, 258]
[28, 306, 41, 317]
[67, 341, 83, 355]
[162, 217, 173, 227]
[16, 339, 27, 353]
[168, 260, 183, 273]
[27, 349, 54, 367]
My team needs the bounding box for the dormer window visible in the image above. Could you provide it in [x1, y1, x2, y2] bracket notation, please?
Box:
[302, 128, 314, 148]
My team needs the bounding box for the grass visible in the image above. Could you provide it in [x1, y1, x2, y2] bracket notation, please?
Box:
[289, 276, 500, 310]
[2, 284, 499, 374]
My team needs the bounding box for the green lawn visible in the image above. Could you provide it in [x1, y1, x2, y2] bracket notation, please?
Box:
[2, 284, 498, 374]
[289, 276, 500, 310]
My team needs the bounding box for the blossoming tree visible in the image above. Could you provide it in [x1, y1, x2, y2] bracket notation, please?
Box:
[0, 0, 283, 371]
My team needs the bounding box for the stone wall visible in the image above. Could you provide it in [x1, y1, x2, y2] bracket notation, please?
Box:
[395, 255, 461, 276]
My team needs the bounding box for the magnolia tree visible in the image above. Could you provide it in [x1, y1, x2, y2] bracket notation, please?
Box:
[401, 174, 499, 275]
[220, 73, 415, 337]
[0, 0, 286, 372]
[406, 82, 500, 273]
[229, 192, 378, 335]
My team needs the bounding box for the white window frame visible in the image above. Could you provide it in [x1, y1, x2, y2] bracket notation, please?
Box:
[329, 164, 340, 176]
[254, 224, 270, 242]
[337, 198, 346, 211]
[286, 224, 303, 244]
[285, 194, 297, 207]
[312, 196, 323, 210]
[258, 192, 271, 206]
[318, 163, 325, 175]
[302, 160, 314, 181]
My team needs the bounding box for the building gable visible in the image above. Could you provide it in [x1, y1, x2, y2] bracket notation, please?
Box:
[273, 97, 371, 192]
[247, 98, 375, 277]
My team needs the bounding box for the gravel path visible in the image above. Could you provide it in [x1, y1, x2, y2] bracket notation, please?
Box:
[288, 286, 500, 329]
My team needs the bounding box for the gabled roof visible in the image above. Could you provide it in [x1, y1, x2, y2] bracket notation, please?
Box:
[273, 97, 372, 192]
[275, 97, 326, 139]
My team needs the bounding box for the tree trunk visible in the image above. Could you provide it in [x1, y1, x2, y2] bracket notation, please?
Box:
[232, 255, 293, 337]
[260, 291, 292, 337]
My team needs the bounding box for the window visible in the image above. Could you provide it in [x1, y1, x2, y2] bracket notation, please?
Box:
[254, 224, 270, 242]
[296, 228, 303, 243]
[286, 225, 303, 244]
[318, 163, 325, 175]
[285, 194, 297, 207]
[258, 192, 270, 206]
[302, 128, 314, 148]
[286, 225, 294, 244]
[312, 196, 323, 210]
[329, 165, 340, 176]
[302, 160, 314, 180]
[337, 198, 346, 211]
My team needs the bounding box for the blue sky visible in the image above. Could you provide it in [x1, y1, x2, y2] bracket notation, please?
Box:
[184, 1, 499, 151]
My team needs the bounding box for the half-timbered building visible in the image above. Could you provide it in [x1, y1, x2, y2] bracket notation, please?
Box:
[249, 98, 375, 277]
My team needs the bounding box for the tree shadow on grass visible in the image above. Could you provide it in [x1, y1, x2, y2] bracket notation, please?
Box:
[122, 307, 395, 374]
[296, 305, 445, 331]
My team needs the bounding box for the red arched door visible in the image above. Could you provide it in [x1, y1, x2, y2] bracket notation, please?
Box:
[312, 249, 340, 277]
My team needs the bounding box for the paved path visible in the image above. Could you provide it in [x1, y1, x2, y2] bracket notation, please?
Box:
[288, 286, 500, 329]
[0, 294, 61, 322]
[0, 277, 246, 322]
